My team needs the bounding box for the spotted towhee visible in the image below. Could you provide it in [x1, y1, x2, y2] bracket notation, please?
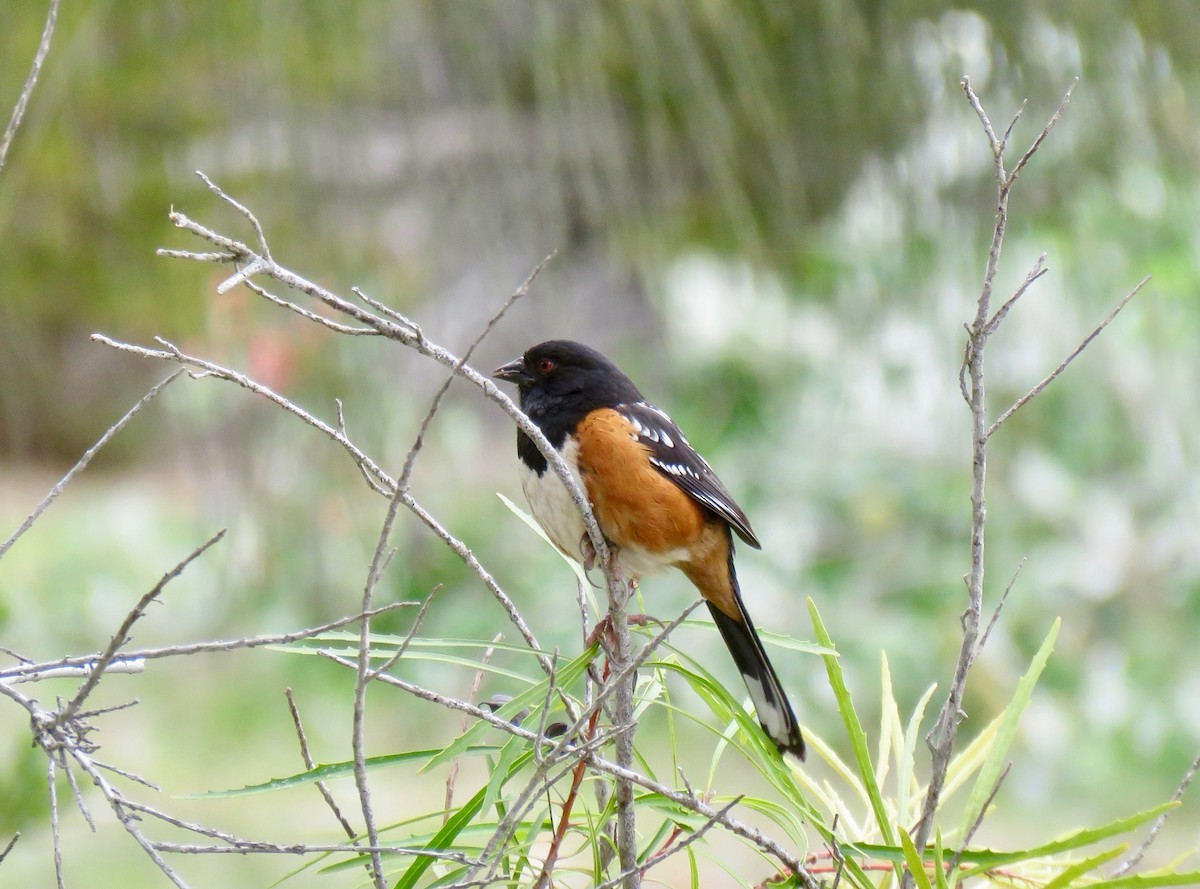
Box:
[493, 340, 805, 759]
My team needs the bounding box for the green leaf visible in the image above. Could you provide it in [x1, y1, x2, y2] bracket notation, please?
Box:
[1043, 845, 1126, 889]
[898, 681, 938, 826]
[188, 747, 497, 798]
[808, 597, 896, 846]
[1086, 874, 1200, 888]
[392, 780, 488, 889]
[900, 828, 933, 889]
[932, 829, 948, 889]
[957, 801, 1177, 876]
[955, 616, 1060, 866]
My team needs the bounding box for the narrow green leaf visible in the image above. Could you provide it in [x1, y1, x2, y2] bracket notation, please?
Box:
[479, 731, 526, 818]
[958, 801, 1176, 876]
[1043, 845, 1126, 889]
[190, 747, 496, 798]
[808, 597, 896, 846]
[392, 781, 489, 889]
[878, 653, 901, 803]
[898, 681, 937, 826]
[932, 829, 948, 889]
[955, 617, 1060, 866]
[1086, 873, 1200, 888]
[900, 828, 934, 889]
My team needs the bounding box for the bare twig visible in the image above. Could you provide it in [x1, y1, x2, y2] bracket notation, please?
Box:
[68, 748, 191, 888]
[245, 279, 380, 336]
[1009, 79, 1077, 183]
[0, 832, 19, 867]
[986, 276, 1149, 439]
[984, 255, 1047, 336]
[909, 76, 1086, 879]
[0, 601, 415, 683]
[949, 761, 1011, 875]
[1113, 751, 1200, 877]
[285, 688, 359, 842]
[0, 0, 58, 178]
[352, 483, 409, 889]
[58, 530, 226, 724]
[148, 842, 472, 861]
[3, 659, 146, 685]
[47, 761, 64, 889]
[0, 371, 182, 560]
[975, 558, 1025, 661]
[196, 171, 271, 261]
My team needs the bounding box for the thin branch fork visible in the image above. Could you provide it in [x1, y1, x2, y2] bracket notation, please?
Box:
[909, 76, 1095, 881]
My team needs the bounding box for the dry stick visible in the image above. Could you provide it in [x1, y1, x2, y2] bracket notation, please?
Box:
[58, 530, 226, 724]
[67, 748, 191, 889]
[0, 832, 18, 867]
[244, 279, 379, 336]
[0, 370, 182, 560]
[948, 761, 1011, 876]
[47, 760, 64, 889]
[148, 842, 471, 861]
[62, 756, 96, 827]
[284, 688, 360, 843]
[352, 484, 409, 889]
[118, 802, 476, 864]
[985, 276, 1149, 440]
[0, 602, 415, 683]
[908, 77, 1077, 878]
[4, 660, 146, 685]
[975, 558, 1025, 661]
[368, 587, 438, 681]
[1112, 751, 1200, 877]
[0, 0, 58, 177]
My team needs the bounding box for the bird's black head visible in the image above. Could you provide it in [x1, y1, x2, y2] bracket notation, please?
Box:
[493, 340, 644, 464]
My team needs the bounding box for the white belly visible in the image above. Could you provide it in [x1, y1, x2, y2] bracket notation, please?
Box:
[520, 439, 688, 578]
[520, 438, 589, 563]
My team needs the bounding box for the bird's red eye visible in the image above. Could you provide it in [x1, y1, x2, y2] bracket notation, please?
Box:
[537, 357, 556, 374]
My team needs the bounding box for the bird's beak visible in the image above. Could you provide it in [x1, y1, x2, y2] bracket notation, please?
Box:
[492, 357, 531, 385]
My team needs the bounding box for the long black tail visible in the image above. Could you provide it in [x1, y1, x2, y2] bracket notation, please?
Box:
[707, 570, 805, 760]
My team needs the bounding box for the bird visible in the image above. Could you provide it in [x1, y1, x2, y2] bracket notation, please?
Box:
[493, 339, 805, 759]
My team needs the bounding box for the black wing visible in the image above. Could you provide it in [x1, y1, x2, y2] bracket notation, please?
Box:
[615, 401, 760, 549]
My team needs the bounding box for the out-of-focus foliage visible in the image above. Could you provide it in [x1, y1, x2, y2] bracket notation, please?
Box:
[2, 1, 1199, 885]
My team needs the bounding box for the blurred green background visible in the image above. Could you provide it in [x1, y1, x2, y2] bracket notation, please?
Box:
[2, 1, 1199, 885]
